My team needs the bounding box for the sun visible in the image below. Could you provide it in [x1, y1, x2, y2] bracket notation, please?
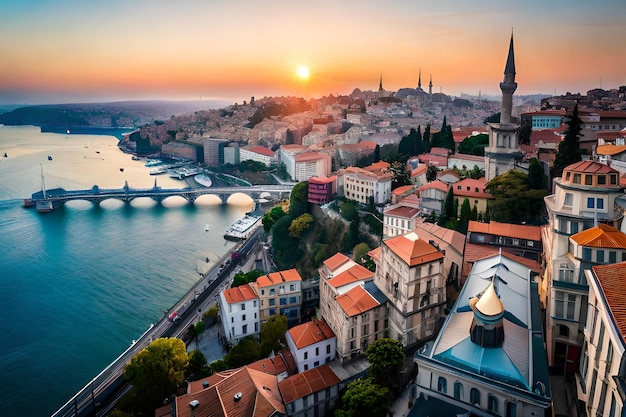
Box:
[296, 66, 310, 81]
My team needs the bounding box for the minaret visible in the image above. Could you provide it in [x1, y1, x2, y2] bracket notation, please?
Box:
[428, 74, 433, 99]
[500, 33, 517, 124]
[378, 73, 384, 92]
[418, 68, 422, 90]
[484, 32, 523, 181]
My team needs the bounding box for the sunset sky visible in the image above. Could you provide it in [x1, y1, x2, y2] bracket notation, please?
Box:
[1, 0, 625, 105]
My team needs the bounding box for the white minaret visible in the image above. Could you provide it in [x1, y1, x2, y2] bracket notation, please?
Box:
[484, 33, 523, 181]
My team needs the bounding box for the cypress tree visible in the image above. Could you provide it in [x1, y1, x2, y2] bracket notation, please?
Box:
[423, 124, 431, 152]
[553, 103, 583, 173]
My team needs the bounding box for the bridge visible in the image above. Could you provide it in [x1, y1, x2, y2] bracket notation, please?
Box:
[27, 181, 294, 212]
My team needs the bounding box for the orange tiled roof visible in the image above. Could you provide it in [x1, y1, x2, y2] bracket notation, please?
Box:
[385, 232, 443, 267]
[418, 179, 449, 193]
[327, 263, 374, 288]
[592, 262, 626, 344]
[222, 283, 259, 304]
[256, 269, 302, 287]
[563, 160, 619, 174]
[309, 175, 337, 184]
[467, 220, 541, 241]
[248, 145, 275, 157]
[462, 242, 541, 278]
[323, 252, 351, 271]
[278, 365, 341, 404]
[287, 318, 335, 349]
[453, 177, 493, 199]
[596, 144, 626, 156]
[247, 355, 288, 376]
[392, 185, 415, 196]
[385, 205, 420, 218]
[570, 223, 626, 248]
[336, 284, 380, 317]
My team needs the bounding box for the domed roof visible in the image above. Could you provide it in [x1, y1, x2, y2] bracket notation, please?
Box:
[469, 281, 504, 324]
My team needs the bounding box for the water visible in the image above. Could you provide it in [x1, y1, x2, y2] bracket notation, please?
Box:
[0, 125, 254, 416]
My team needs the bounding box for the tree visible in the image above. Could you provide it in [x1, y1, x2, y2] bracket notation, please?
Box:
[288, 213, 314, 237]
[187, 321, 204, 351]
[553, 103, 583, 173]
[387, 160, 411, 189]
[124, 338, 189, 413]
[485, 170, 549, 224]
[458, 133, 489, 156]
[426, 165, 438, 182]
[353, 242, 372, 264]
[187, 350, 211, 380]
[262, 205, 287, 232]
[231, 269, 263, 288]
[458, 197, 471, 234]
[372, 144, 380, 163]
[365, 338, 405, 387]
[335, 377, 390, 417]
[443, 187, 455, 222]
[260, 315, 288, 357]
[423, 123, 431, 152]
[528, 157, 547, 189]
[339, 200, 358, 221]
[288, 181, 309, 218]
[225, 337, 261, 368]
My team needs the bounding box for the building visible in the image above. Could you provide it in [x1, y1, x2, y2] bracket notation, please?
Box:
[240, 145, 276, 166]
[578, 262, 626, 417]
[218, 283, 261, 345]
[278, 144, 307, 180]
[372, 232, 446, 348]
[413, 253, 551, 417]
[278, 365, 342, 417]
[341, 165, 393, 205]
[451, 177, 493, 218]
[223, 142, 240, 165]
[417, 179, 448, 215]
[466, 220, 542, 262]
[307, 176, 337, 205]
[596, 140, 626, 174]
[484, 34, 524, 181]
[522, 110, 566, 130]
[383, 195, 421, 238]
[413, 223, 465, 290]
[203, 138, 229, 167]
[161, 141, 198, 161]
[285, 318, 336, 373]
[542, 160, 624, 371]
[251, 269, 303, 326]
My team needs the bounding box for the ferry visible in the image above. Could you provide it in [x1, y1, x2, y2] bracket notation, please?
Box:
[169, 166, 202, 180]
[223, 212, 263, 241]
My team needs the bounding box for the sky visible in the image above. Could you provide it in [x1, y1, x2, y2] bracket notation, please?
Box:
[1, 0, 625, 105]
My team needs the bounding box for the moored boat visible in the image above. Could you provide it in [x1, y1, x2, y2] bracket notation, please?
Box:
[223, 212, 262, 241]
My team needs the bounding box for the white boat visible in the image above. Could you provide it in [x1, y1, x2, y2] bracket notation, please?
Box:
[194, 173, 212, 187]
[169, 166, 202, 180]
[223, 213, 262, 241]
[150, 166, 169, 175]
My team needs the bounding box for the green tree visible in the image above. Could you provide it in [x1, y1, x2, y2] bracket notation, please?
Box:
[426, 165, 438, 182]
[232, 269, 263, 287]
[528, 157, 547, 189]
[187, 350, 211, 380]
[335, 377, 390, 417]
[260, 315, 288, 357]
[423, 123, 431, 152]
[365, 338, 405, 387]
[289, 213, 314, 237]
[372, 144, 380, 162]
[339, 200, 358, 221]
[288, 181, 309, 218]
[225, 337, 261, 368]
[387, 160, 411, 189]
[485, 170, 549, 224]
[124, 338, 189, 413]
[553, 103, 583, 174]
[443, 187, 455, 222]
[353, 242, 372, 264]
[187, 321, 204, 351]
[262, 205, 287, 232]
[458, 197, 471, 234]
[398, 128, 417, 158]
[458, 133, 489, 156]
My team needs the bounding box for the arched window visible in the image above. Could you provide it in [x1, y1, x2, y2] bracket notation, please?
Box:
[559, 324, 570, 337]
[437, 376, 447, 394]
[488, 394, 499, 413]
[505, 401, 517, 417]
[470, 388, 480, 406]
[453, 381, 464, 400]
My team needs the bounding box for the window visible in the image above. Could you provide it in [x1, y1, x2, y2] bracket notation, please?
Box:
[488, 395, 499, 413]
[279, 297, 287, 305]
[290, 284, 295, 291]
[304, 364, 309, 371]
[304, 351, 308, 360]
[242, 314, 246, 321]
[609, 252, 617, 263]
[253, 300, 257, 307]
[573, 173, 581, 184]
[597, 198, 604, 209]
[269, 298, 275, 306]
[470, 388, 480, 406]
[559, 325, 570, 337]
[587, 197, 595, 208]
[241, 303, 245, 311]
[505, 402, 517, 417]
[289, 296, 298, 304]
[554, 291, 577, 320]
[269, 308, 275, 315]
[314, 360, 319, 367]
[558, 268, 574, 282]
[315, 347, 319, 356]
[453, 382, 463, 400]
[583, 248, 592, 261]
[598, 175, 606, 185]
[585, 175, 593, 185]
[326, 344, 331, 354]
[437, 377, 447, 394]
[597, 250, 605, 263]
[242, 324, 247, 334]
[563, 193, 574, 206]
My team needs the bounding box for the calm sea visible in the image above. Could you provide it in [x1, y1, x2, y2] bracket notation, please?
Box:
[0, 125, 253, 416]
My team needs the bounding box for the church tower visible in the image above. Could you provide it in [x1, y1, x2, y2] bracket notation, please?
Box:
[484, 33, 523, 181]
[378, 73, 384, 92]
[428, 74, 433, 100]
[418, 68, 422, 90]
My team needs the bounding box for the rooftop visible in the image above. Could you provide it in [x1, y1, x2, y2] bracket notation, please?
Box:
[570, 223, 626, 248]
[255, 269, 302, 288]
[592, 262, 626, 344]
[385, 232, 444, 267]
[287, 318, 335, 349]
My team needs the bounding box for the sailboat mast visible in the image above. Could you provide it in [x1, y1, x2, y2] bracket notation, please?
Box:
[41, 163, 47, 198]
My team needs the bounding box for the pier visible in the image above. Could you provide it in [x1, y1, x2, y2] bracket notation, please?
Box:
[25, 181, 293, 212]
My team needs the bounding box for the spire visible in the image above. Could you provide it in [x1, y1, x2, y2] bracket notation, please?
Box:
[418, 68, 422, 89]
[378, 73, 384, 92]
[504, 31, 516, 79]
[428, 74, 433, 98]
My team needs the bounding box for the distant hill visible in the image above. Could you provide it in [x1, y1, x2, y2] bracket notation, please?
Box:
[0, 100, 232, 130]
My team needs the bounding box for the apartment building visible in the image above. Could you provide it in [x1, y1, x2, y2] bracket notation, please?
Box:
[278, 365, 341, 417]
[341, 165, 392, 205]
[542, 160, 624, 370]
[372, 232, 446, 348]
[418, 179, 448, 215]
[218, 283, 261, 345]
[251, 269, 302, 326]
[202, 138, 229, 167]
[451, 177, 493, 218]
[239, 145, 276, 166]
[307, 176, 337, 205]
[285, 318, 336, 373]
[578, 262, 626, 417]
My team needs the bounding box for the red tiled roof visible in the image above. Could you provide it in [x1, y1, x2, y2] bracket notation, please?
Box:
[418, 154, 448, 167]
[462, 242, 541, 278]
[385, 205, 420, 218]
[336, 284, 380, 317]
[288, 318, 335, 349]
[596, 144, 626, 156]
[295, 152, 326, 162]
[418, 179, 449, 193]
[592, 262, 626, 344]
[563, 160, 619, 174]
[452, 177, 493, 199]
[385, 232, 443, 267]
[247, 355, 288, 376]
[327, 263, 374, 288]
[309, 175, 337, 184]
[467, 220, 541, 241]
[222, 283, 258, 304]
[256, 269, 302, 287]
[323, 252, 351, 271]
[392, 185, 415, 196]
[570, 223, 626, 248]
[248, 145, 275, 157]
[278, 365, 341, 404]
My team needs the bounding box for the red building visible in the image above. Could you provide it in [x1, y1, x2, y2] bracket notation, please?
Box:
[307, 176, 337, 205]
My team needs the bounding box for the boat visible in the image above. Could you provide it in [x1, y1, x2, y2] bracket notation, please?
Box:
[150, 166, 169, 175]
[145, 159, 166, 167]
[205, 224, 209, 232]
[48, 155, 53, 161]
[194, 173, 212, 187]
[223, 212, 263, 241]
[36, 164, 55, 213]
[23, 198, 34, 208]
[131, 156, 141, 161]
[169, 166, 202, 180]
[119, 168, 124, 172]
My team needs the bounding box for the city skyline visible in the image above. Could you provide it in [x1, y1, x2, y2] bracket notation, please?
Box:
[1, 0, 625, 105]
